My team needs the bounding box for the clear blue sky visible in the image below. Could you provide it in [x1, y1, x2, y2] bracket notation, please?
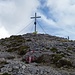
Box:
[0, 0, 75, 40]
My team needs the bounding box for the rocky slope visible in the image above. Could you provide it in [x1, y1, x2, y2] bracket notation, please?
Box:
[0, 33, 75, 75]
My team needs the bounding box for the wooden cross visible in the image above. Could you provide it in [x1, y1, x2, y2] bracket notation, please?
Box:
[31, 13, 41, 33]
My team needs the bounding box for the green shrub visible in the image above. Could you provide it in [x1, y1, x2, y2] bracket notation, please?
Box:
[7, 45, 29, 53]
[50, 47, 58, 52]
[9, 35, 25, 44]
[18, 46, 29, 55]
[26, 39, 32, 42]
[35, 54, 52, 64]
[52, 54, 63, 63]
[7, 47, 18, 52]
[67, 47, 73, 50]
[0, 61, 8, 65]
[7, 56, 15, 59]
[6, 45, 11, 48]
[51, 54, 72, 68]
[46, 47, 50, 50]
[10, 35, 22, 40]
[2, 73, 11, 75]
[19, 49, 27, 55]
[33, 31, 37, 34]
[57, 59, 72, 68]
[35, 55, 45, 63]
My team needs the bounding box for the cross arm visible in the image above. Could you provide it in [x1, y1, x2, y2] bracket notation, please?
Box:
[31, 16, 41, 19]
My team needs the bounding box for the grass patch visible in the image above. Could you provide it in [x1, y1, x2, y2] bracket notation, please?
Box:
[0, 61, 8, 65]
[2, 73, 11, 75]
[7, 45, 29, 54]
[50, 47, 58, 52]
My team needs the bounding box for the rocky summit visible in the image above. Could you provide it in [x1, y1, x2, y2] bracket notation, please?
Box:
[0, 33, 75, 75]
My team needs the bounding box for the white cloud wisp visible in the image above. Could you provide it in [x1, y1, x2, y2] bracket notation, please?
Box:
[38, 0, 75, 40]
[0, 0, 39, 38]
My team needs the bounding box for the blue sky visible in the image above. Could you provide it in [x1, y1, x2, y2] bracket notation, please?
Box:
[0, 0, 75, 40]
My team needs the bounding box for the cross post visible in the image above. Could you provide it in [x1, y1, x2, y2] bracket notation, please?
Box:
[31, 13, 41, 34]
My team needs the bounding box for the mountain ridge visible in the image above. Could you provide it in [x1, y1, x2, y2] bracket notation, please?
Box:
[0, 33, 75, 75]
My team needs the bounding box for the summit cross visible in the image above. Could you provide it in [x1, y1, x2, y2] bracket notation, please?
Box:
[31, 13, 41, 33]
